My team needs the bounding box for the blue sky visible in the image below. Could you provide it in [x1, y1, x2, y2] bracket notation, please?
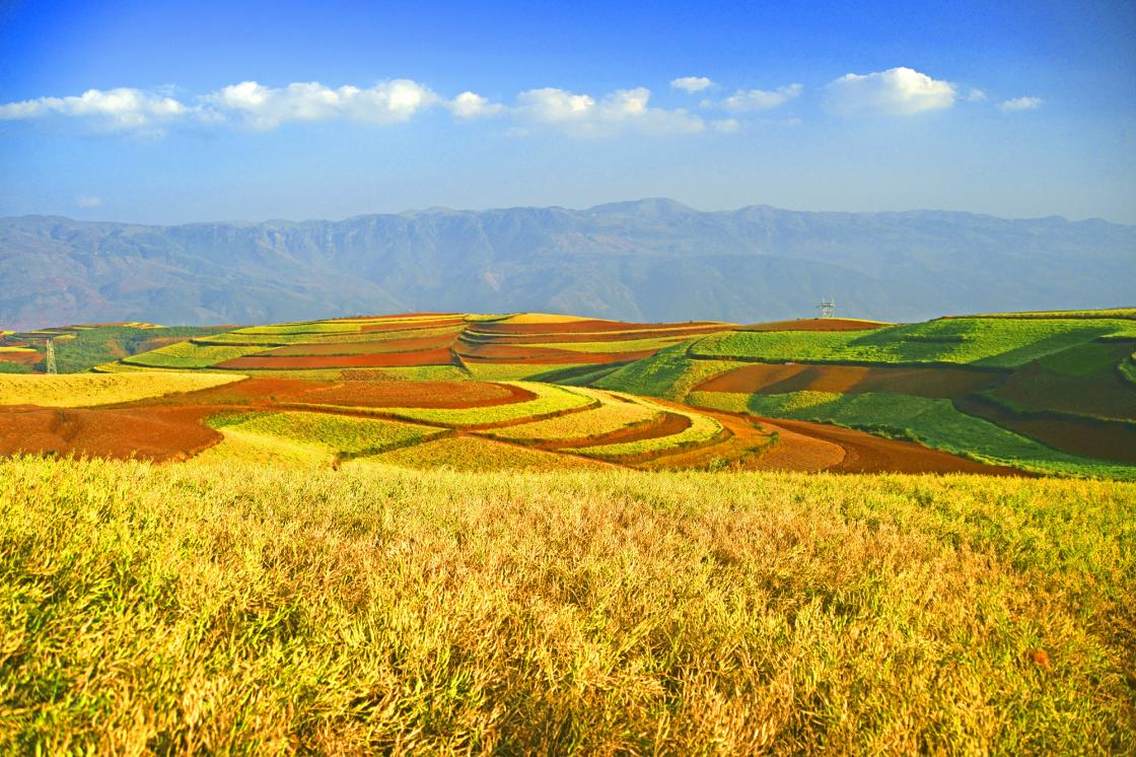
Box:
[1, 0, 1133, 224]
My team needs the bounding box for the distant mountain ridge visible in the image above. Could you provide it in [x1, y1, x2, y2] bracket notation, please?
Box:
[2, 199, 1133, 329]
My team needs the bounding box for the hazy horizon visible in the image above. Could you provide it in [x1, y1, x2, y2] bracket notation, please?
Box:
[5, 196, 1135, 229]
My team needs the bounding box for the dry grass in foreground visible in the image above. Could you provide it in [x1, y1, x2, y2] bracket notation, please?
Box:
[0, 459, 1133, 753]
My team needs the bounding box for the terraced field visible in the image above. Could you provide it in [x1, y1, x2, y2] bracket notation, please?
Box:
[4, 308, 1134, 479]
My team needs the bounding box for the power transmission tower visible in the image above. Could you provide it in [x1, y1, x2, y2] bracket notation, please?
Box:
[44, 338, 57, 374]
[817, 298, 836, 319]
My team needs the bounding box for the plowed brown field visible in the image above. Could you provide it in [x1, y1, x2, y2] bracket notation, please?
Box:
[956, 397, 1136, 465]
[697, 363, 1001, 399]
[0, 351, 41, 365]
[0, 404, 221, 462]
[296, 380, 537, 409]
[758, 416, 1026, 475]
[264, 332, 458, 356]
[457, 343, 655, 364]
[218, 347, 455, 369]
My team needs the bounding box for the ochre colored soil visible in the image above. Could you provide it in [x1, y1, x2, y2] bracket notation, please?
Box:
[956, 397, 1136, 465]
[741, 318, 887, 332]
[296, 380, 538, 409]
[758, 417, 1026, 475]
[0, 404, 222, 462]
[457, 343, 656, 364]
[218, 347, 456, 369]
[696, 363, 1001, 399]
[265, 332, 458, 356]
[0, 351, 42, 365]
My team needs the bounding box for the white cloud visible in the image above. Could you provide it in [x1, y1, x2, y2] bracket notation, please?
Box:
[720, 84, 803, 111]
[0, 87, 186, 130]
[711, 118, 740, 133]
[448, 91, 504, 119]
[826, 67, 956, 116]
[999, 96, 1043, 112]
[205, 80, 438, 129]
[966, 88, 988, 102]
[515, 86, 704, 136]
[76, 195, 102, 208]
[671, 76, 713, 93]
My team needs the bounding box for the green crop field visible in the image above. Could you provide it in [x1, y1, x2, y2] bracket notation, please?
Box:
[353, 435, 607, 471]
[577, 399, 724, 459]
[487, 389, 659, 441]
[2, 458, 1132, 753]
[690, 389, 1136, 479]
[208, 411, 445, 459]
[335, 382, 596, 427]
[593, 343, 738, 399]
[692, 317, 1136, 368]
[122, 341, 268, 368]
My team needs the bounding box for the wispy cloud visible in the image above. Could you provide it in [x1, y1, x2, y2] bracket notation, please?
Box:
[204, 80, 439, 129]
[718, 84, 803, 112]
[0, 88, 185, 131]
[825, 67, 956, 116]
[448, 91, 505, 119]
[76, 195, 102, 208]
[671, 76, 713, 93]
[515, 87, 704, 136]
[999, 96, 1043, 112]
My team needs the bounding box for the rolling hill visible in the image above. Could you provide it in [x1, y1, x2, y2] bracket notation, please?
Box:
[3, 199, 1134, 329]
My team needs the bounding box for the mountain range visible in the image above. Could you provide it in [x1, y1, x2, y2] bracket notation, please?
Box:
[2, 198, 1133, 329]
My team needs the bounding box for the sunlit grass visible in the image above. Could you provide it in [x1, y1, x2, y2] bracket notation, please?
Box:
[1, 458, 1132, 753]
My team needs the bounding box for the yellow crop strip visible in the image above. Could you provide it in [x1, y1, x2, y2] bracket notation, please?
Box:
[0, 372, 242, 407]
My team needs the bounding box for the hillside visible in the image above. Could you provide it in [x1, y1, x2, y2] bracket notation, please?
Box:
[3, 308, 1135, 480]
[3, 200, 1135, 329]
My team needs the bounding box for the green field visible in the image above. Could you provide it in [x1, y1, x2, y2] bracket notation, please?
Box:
[122, 341, 268, 368]
[209, 411, 446, 459]
[2, 458, 1132, 753]
[691, 390, 1136, 479]
[692, 317, 1136, 368]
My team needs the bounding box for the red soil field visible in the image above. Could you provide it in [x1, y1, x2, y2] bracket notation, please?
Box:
[473, 319, 725, 335]
[264, 332, 458, 357]
[218, 347, 456, 369]
[457, 343, 656, 364]
[0, 404, 221, 462]
[757, 416, 1026, 475]
[955, 396, 1136, 465]
[696, 363, 1001, 399]
[741, 318, 887, 332]
[991, 357, 1136, 421]
[0, 351, 42, 365]
[295, 380, 538, 409]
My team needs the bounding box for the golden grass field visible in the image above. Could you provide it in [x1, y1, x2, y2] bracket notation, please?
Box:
[1, 457, 1133, 753]
[0, 372, 242, 407]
